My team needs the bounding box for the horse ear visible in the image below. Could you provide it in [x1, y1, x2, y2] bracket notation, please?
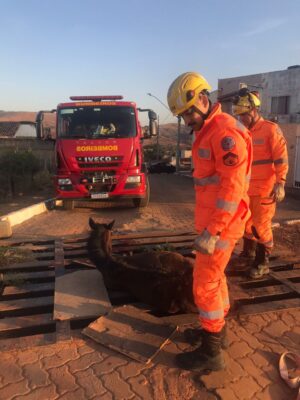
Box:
[106, 220, 115, 230]
[89, 217, 97, 230]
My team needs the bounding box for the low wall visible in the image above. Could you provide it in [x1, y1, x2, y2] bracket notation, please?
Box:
[0, 138, 55, 171]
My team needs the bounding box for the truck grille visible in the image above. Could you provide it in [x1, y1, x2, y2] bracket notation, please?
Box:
[78, 162, 120, 168]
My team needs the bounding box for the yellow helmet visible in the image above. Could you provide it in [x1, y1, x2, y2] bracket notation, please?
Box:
[167, 72, 212, 116]
[232, 88, 261, 115]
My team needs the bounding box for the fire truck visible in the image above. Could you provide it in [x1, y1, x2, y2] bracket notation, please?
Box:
[36, 96, 157, 209]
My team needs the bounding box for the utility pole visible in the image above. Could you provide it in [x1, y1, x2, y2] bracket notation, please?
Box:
[176, 116, 181, 172]
[156, 115, 160, 161]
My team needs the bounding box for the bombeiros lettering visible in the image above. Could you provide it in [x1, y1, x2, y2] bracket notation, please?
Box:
[76, 145, 118, 151]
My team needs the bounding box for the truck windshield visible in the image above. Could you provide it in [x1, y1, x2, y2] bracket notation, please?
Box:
[58, 106, 137, 139]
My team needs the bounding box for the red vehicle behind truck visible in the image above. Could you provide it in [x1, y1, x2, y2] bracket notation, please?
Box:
[36, 96, 157, 209]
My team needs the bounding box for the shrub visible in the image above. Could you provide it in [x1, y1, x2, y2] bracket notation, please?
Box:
[0, 150, 41, 197]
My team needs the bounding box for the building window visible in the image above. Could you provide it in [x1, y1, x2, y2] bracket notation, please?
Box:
[271, 96, 290, 115]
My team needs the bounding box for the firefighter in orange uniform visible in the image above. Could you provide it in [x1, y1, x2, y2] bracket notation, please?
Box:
[232, 88, 288, 279]
[167, 72, 252, 371]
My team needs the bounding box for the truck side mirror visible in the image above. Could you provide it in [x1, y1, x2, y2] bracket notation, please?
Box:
[148, 110, 158, 137]
[149, 119, 157, 137]
[36, 109, 56, 140]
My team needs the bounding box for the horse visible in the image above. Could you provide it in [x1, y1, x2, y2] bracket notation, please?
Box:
[87, 218, 196, 314]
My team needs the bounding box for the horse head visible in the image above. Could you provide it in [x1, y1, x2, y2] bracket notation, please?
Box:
[88, 217, 115, 258]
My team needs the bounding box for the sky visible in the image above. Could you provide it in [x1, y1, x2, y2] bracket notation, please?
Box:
[0, 0, 300, 124]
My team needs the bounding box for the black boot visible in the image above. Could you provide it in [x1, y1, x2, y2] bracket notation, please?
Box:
[249, 243, 270, 279]
[240, 238, 257, 259]
[229, 238, 256, 271]
[183, 324, 229, 349]
[176, 330, 225, 371]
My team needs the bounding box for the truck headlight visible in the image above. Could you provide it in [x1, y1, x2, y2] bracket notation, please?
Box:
[126, 176, 141, 183]
[58, 178, 72, 185]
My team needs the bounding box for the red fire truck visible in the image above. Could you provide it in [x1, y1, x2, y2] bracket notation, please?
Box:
[36, 96, 157, 209]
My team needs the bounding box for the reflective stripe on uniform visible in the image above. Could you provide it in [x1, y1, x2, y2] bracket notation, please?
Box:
[252, 159, 273, 165]
[216, 198, 238, 213]
[194, 175, 220, 186]
[215, 239, 230, 250]
[246, 174, 251, 182]
[198, 307, 224, 320]
[260, 239, 273, 248]
[198, 148, 211, 159]
[274, 158, 288, 165]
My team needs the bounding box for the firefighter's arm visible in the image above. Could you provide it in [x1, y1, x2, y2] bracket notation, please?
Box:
[206, 131, 249, 236]
[270, 125, 289, 184]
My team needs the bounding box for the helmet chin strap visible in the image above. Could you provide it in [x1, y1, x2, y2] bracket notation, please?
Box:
[248, 111, 260, 129]
[193, 100, 212, 121]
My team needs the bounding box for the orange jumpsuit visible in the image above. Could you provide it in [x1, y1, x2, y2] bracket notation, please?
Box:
[244, 118, 288, 249]
[192, 103, 252, 333]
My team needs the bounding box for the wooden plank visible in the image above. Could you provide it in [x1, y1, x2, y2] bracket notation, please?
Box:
[268, 258, 300, 268]
[237, 298, 300, 315]
[0, 296, 53, 313]
[227, 256, 300, 272]
[113, 242, 193, 254]
[112, 235, 196, 246]
[0, 238, 54, 247]
[63, 249, 88, 258]
[11, 244, 55, 252]
[233, 268, 300, 287]
[4, 271, 55, 283]
[269, 272, 300, 295]
[62, 230, 196, 244]
[65, 259, 95, 269]
[63, 243, 87, 251]
[63, 239, 191, 252]
[0, 264, 54, 273]
[54, 239, 65, 277]
[2, 282, 55, 298]
[0, 260, 53, 271]
[35, 252, 55, 260]
[82, 305, 177, 363]
[113, 230, 196, 240]
[0, 313, 54, 335]
[54, 270, 111, 321]
[230, 283, 298, 301]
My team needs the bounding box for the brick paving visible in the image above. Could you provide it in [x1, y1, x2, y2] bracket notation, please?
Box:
[0, 174, 299, 399]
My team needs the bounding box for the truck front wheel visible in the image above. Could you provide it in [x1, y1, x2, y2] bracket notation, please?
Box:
[63, 200, 74, 210]
[132, 178, 150, 208]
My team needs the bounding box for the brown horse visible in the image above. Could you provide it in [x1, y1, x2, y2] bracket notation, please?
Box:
[87, 218, 196, 314]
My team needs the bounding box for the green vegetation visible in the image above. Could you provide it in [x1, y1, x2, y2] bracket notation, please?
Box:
[0, 150, 52, 198]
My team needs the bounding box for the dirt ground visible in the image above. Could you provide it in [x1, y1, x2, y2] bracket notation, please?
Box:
[273, 224, 300, 255]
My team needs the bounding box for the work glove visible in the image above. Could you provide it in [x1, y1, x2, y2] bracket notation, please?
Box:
[193, 229, 220, 255]
[270, 182, 285, 203]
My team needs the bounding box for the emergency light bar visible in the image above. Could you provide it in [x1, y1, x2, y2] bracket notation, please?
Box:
[69, 95, 123, 101]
